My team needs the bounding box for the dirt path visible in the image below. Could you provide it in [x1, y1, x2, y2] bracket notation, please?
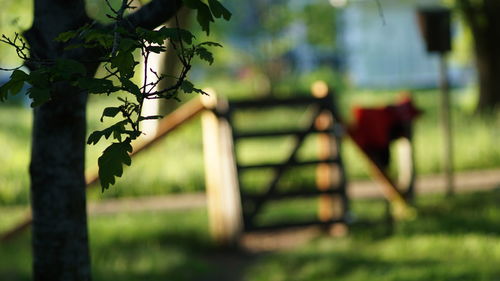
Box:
[87, 168, 500, 215]
[2, 168, 498, 247]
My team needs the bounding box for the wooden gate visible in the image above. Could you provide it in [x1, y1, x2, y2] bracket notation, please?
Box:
[202, 87, 349, 244]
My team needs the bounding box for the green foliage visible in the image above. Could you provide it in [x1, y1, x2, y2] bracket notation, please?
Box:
[27, 87, 50, 107]
[0, 69, 28, 101]
[207, 0, 232, 21]
[302, 3, 336, 47]
[98, 140, 133, 191]
[54, 58, 87, 79]
[184, 0, 232, 34]
[137, 26, 195, 45]
[0, 0, 231, 191]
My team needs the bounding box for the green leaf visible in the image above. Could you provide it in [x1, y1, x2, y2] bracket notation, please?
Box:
[28, 87, 51, 107]
[196, 3, 215, 35]
[98, 140, 133, 191]
[111, 51, 136, 79]
[113, 128, 122, 142]
[8, 80, 25, 97]
[120, 78, 141, 97]
[136, 27, 167, 45]
[84, 29, 113, 48]
[87, 130, 104, 145]
[101, 107, 121, 121]
[195, 47, 214, 65]
[28, 69, 50, 89]
[103, 121, 127, 139]
[54, 59, 87, 79]
[183, 0, 214, 35]
[78, 77, 119, 94]
[0, 85, 8, 102]
[0, 69, 30, 101]
[137, 27, 195, 45]
[119, 38, 140, 52]
[54, 30, 77, 42]
[0, 70, 27, 101]
[63, 43, 84, 51]
[181, 80, 194, 93]
[157, 27, 195, 44]
[208, 0, 232, 20]
[192, 87, 209, 95]
[11, 69, 29, 82]
[87, 121, 127, 145]
[146, 45, 166, 54]
[124, 130, 142, 139]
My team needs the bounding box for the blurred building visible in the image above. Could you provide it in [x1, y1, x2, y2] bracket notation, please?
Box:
[223, 0, 475, 90]
[338, 0, 474, 89]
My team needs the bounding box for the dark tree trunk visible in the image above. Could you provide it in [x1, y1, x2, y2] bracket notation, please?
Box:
[22, 0, 182, 280]
[458, 0, 500, 113]
[473, 3, 500, 113]
[25, 1, 93, 280]
[475, 43, 500, 112]
[30, 84, 91, 281]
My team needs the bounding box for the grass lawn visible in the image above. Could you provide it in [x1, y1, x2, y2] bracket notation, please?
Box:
[1, 189, 500, 281]
[246, 191, 500, 281]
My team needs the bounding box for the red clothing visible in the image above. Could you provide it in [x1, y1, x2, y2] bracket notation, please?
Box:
[350, 97, 421, 150]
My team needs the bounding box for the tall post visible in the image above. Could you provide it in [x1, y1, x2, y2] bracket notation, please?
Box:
[201, 90, 243, 246]
[439, 55, 454, 196]
[416, 7, 454, 196]
[312, 81, 347, 236]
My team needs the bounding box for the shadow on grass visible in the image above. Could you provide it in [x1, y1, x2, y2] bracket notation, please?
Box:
[244, 190, 500, 281]
[0, 233, 31, 281]
[398, 189, 500, 236]
[245, 248, 499, 281]
[2, 190, 500, 281]
[91, 228, 256, 281]
[88, 210, 257, 281]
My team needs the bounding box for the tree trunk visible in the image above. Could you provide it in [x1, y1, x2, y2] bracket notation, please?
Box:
[475, 44, 500, 112]
[23, 0, 182, 280]
[25, 1, 94, 280]
[30, 84, 91, 281]
[458, 0, 500, 113]
[472, 4, 500, 113]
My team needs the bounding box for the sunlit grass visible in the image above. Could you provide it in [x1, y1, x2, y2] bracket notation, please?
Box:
[0, 106, 31, 205]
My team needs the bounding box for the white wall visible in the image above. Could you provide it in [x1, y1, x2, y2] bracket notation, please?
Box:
[340, 0, 471, 88]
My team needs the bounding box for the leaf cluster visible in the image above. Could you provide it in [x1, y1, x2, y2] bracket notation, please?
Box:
[184, 0, 231, 34]
[0, 0, 231, 191]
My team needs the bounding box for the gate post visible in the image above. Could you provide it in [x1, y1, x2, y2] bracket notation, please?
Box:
[312, 81, 348, 236]
[201, 91, 243, 245]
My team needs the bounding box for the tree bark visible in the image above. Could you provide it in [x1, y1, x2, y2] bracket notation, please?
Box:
[25, 1, 93, 280]
[475, 43, 500, 112]
[30, 84, 92, 281]
[458, 0, 500, 113]
[24, 0, 182, 280]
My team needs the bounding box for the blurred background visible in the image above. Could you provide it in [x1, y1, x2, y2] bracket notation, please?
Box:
[1, 0, 499, 280]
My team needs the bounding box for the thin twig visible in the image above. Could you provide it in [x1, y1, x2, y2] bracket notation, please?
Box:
[375, 0, 386, 26]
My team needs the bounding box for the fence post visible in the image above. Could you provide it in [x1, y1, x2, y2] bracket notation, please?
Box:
[312, 81, 347, 236]
[201, 91, 243, 245]
[396, 137, 416, 202]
